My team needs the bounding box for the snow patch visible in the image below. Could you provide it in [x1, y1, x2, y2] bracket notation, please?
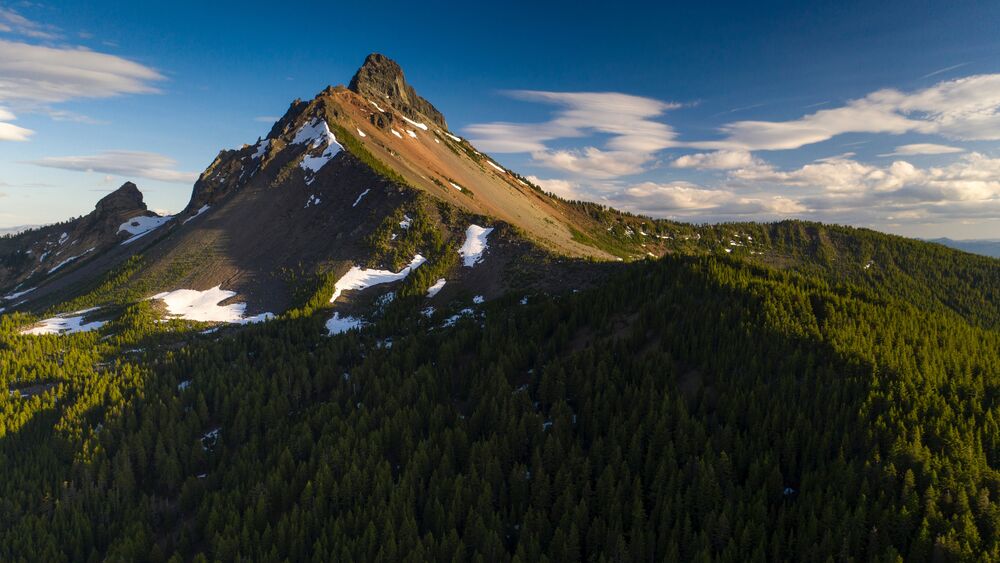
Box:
[391, 129, 403, 139]
[369, 99, 386, 112]
[49, 247, 95, 273]
[449, 181, 463, 192]
[3, 287, 35, 301]
[356, 127, 367, 137]
[325, 312, 364, 335]
[21, 309, 106, 335]
[352, 188, 370, 208]
[58, 232, 69, 245]
[251, 139, 269, 160]
[443, 308, 474, 327]
[304, 194, 321, 208]
[151, 286, 274, 324]
[426, 278, 446, 298]
[401, 116, 428, 130]
[329, 254, 426, 303]
[459, 225, 493, 267]
[120, 215, 172, 245]
[406, 129, 417, 138]
[399, 215, 412, 229]
[472, 295, 485, 304]
[486, 160, 505, 173]
[295, 119, 342, 183]
[182, 205, 210, 225]
[445, 132, 461, 142]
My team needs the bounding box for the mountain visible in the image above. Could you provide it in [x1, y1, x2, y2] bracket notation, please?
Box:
[0, 54, 999, 562]
[0, 181, 167, 301]
[930, 237, 1000, 258]
[1, 53, 623, 318]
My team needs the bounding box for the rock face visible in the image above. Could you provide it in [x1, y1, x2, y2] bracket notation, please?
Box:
[95, 182, 147, 218]
[348, 53, 448, 130]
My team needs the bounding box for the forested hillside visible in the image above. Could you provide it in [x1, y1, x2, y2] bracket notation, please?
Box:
[1, 234, 997, 562]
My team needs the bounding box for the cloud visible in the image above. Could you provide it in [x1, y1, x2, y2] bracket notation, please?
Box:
[611, 181, 806, 217]
[727, 153, 1000, 219]
[531, 147, 653, 179]
[525, 175, 578, 199]
[878, 143, 965, 157]
[467, 90, 680, 178]
[0, 6, 60, 40]
[0, 106, 32, 141]
[672, 150, 757, 170]
[29, 151, 197, 183]
[0, 39, 164, 106]
[556, 150, 1000, 230]
[696, 74, 1000, 151]
[0, 39, 163, 140]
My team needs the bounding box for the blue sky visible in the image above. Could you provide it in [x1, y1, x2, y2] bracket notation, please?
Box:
[2, 0, 999, 238]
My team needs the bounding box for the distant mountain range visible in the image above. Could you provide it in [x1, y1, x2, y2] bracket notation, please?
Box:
[929, 237, 1000, 258]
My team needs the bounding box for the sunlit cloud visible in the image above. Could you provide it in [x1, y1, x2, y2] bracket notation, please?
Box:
[467, 90, 680, 178]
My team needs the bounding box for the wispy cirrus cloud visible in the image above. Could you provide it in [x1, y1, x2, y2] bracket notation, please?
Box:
[0, 39, 164, 105]
[0, 38, 164, 141]
[0, 5, 60, 40]
[877, 143, 965, 157]
[29, 151, 198, 184]
[694, 74, 1000, 151]
[467, 90, 680, 178]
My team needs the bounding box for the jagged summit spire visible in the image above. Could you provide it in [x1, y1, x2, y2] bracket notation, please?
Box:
[348, 53, 448, 130]
[95, 181, 146, 215]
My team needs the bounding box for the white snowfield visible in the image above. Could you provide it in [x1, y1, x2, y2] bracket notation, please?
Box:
[182, 205, 210, 225]
[151, 286, 274, 324]
[48, 247, 95, 273]
[426, 278, 446, 298]
[21, 308, 105, 335]
[119, 215, 173, 245]
[459, 225, 494, 267]
[352, 188, 371, 207]
[401, 116, 429, 131]
[329, 254, 426, 304]
[325, 312, 364, 335]
[295, 118, 343, 183]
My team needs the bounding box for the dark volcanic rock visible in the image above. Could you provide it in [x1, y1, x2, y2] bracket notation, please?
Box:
[348, 53, 448, 130]
[95, 182, 147, 217]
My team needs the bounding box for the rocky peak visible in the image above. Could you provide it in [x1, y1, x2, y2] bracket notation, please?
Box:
[95, 182, 147, 217]
[348, 53, 448, 130]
